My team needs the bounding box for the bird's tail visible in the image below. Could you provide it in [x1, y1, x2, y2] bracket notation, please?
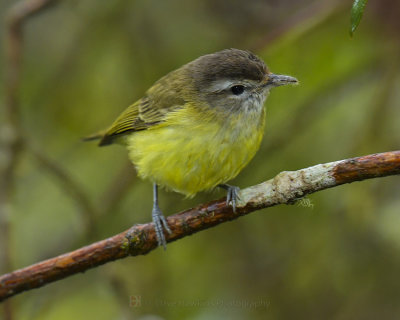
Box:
[82, 131, 117, 146]
[81, 132, 104, 143]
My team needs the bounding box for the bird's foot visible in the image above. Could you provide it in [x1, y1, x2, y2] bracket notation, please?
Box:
[219, 184, 241, 213]
[152, 205, 172, 250]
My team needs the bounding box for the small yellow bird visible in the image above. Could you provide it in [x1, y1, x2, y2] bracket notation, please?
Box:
[85, 49, 298, 248]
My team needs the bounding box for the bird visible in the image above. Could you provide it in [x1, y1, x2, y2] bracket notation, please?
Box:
[84, 48, 298, 248]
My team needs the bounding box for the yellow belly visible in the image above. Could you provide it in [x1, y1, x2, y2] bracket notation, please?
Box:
[126, 106, 266, 196]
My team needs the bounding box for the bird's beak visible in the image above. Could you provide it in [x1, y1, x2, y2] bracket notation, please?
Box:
[265, 73, 298, 87]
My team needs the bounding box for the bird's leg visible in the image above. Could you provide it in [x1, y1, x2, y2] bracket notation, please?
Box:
[218, 184, 241, 213]
[152, 183, 172, 249]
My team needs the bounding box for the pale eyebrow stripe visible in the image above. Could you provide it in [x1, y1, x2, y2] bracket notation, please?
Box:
[206, 79, 236, 93]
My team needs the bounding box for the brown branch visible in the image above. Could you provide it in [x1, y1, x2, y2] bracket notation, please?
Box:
[0, 150, 399, 302]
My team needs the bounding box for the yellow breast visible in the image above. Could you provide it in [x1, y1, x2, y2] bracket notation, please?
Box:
[126, 105, 266, 196]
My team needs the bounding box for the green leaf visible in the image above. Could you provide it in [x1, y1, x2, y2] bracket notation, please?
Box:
[350, 0, 368, 37]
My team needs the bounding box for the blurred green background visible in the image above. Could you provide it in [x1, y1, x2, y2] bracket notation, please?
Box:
[1, 0, 400, 319]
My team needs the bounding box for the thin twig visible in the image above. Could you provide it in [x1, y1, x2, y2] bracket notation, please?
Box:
[1, 0, 58, 317]
[100, 162, 136, 215]
[0, 150, 399, 302]
[251, 0, 347, 52]
[28, 144, 99, 239]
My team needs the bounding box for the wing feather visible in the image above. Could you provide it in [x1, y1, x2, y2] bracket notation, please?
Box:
[99, 82, 186, 146]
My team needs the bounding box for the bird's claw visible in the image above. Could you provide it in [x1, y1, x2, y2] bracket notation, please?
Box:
[152, 206, 172, 250]
[220, 184, 241, 213]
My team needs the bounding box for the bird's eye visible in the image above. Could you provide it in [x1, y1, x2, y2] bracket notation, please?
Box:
[230, 85, 245, 95]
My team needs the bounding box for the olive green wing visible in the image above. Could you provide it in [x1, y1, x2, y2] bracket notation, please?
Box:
[98, 89, 185, 146]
